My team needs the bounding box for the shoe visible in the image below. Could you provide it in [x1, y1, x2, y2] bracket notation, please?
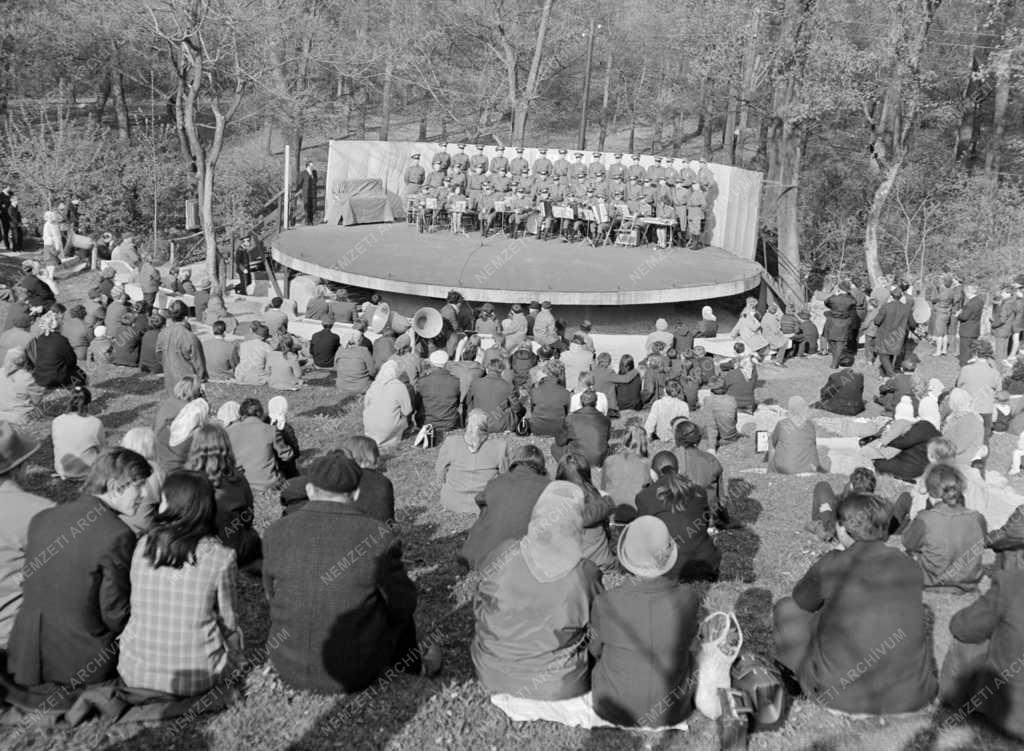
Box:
[696, 611, 743, 720]
[420, 641, 443, 677]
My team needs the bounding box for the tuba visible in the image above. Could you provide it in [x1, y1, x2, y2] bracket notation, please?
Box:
[411, 307, 443, 340]
[368, 302, 391, 333]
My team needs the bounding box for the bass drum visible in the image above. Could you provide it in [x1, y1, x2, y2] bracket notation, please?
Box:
[525, 212, 541, 236]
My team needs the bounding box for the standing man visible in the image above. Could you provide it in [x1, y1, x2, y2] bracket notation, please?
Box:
[646, 156, 666, 182]
[451, 144, 470, 173]
[489, 145, 509, 175]
[0, 185, 10, 250]
[991, 286, 1014, 360]
[607, 153, 626, 183]
[587, 151, 604, 178]
[67, 196, 81, 233]
[569, 152, 588, 181]
[158, 300, 207, 393]
[235, 235, 264, 295]
[552, 149, 571, 185]
[957, 284, 985, 367]
[627, 154, 646, 182]
[7, 196, 23, 252]
[299, 161, 318, 225]
[824, 281, 857, 368]
[873, 285, 911, 377]
[509, 147, 529, 176]
[434, 143, 451, 174]
[469, 144, 488, 173]
[403, 154, 425, 195]
[533, 148, 553, 176]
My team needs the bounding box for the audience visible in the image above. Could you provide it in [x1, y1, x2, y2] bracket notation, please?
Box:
[555, 453, 615, 571]
[310, 317, 340, 369]
[415, 350, 461, 432]
[335, 332, 377, 396]
[158, 300, 207, 393]
[814, 353, 865, 415]
[699, 377, 739, 452]
[672, 420, 724, 507]
[227, 398, 294, 491]
[52, 386, 105, 480]
[267, 335, 303, 390]
[0, 348, 43, 425]
[202, 321, 240, 381]
[466, 355, 519, 433]
[768, 396, 821, 474]
[615, 354, 644, 410]
[234, 324, 272, 385]
[872, 405, 941, 482]
[363, 361, 413, 449]
[943, 387, 985, 467]
[435, 409, 510, 514]
[600, 425, 651, 517]
[156, 398, 210, 473]
[139, 313, 165, 374]
[62, 304, 91, 360]
[119, 427, 165, 535]
[956, 339, 1000, 439]
[529, 361, 572, 436]
[644, 378, 689, 441]
[27, 310, 81, 388]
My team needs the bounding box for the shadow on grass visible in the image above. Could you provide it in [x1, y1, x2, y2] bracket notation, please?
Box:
[297, 394, 359, 418]
[91, 372, 164, 397]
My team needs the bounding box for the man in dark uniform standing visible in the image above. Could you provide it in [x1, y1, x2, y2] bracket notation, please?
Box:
[489, 146, 509, 175]
[451, 144, 470, 173]
[449, 163, 467, 192]
[509, 148, 529, 176]
[7, 196, 23, 252]
[569, 152, 588, 181]
[607, 153, 626, 183]
[0, 185, 10, 249]
[403, 154, 425, 195]
[957, 284, 985, 366]
[469, 145, 488, 173]
[434, 143, 451, 174]
[824, 280, 857, 368]
[587, 151, 604, 178]
[299, 162, 318, 225]
[533, 148, 553, 176]
[646, 156, 666, 182]
[552, 149, 571, 185]
[627, 154, 646, 182]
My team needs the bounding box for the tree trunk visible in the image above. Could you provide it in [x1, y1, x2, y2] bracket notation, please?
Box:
[597, 48, 613, 150]
[864, 162, 900, 285]
[984, 48, 1011, 178]
[724, 77, 739, 164]
[95, 72, 111, 124]
[112, 72, 130, 142]
[198, 159, 218, 285]
[283, 125, 303, 183]
[511, 101, 529, 145]
[379, 58, 394, 140]
[418, 114, 428, 140]
[771, 121, 804, 300]
[506, 0, 555, 146]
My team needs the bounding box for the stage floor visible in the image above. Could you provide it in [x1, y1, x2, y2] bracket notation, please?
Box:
[271, 223, 763, 306]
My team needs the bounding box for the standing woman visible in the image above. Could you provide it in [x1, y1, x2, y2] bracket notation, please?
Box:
[51, 386, 106, 480]
[435, 409, 510, 514]
[117, 470, 243, 696]
[186, 424, 262, 568]
[930, 274, 958, 357]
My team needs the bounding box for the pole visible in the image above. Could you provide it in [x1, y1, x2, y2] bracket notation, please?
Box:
[151, 70, 158, 257]
[282, 144, 291, 230]
[577, 18, 596, 151]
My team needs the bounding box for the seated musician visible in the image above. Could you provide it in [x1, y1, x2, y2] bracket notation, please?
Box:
[570, 173, 590, 202]
[572, 188, 610, 242]
[626, 177, 651, 219]
[586, 169, 607, 199]
[607, 188, 627, 242]
[425, 161, 446, 190]
[492, 166, 512, 196]
[478, 183, 500, 239]
[654, 180, 677, 249]
[445, 185, 475, 235]
[534, 170, 556, 202]
[507, 187, 535, 239]
[518, 167, 535, 197]
[642, 177, 658, 205]
[467, 163, 487, 204]
[535, 187, 557, 241]
[449, 163, 467, 192]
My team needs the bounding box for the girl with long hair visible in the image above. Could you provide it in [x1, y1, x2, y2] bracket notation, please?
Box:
[555, 452, 615, 570]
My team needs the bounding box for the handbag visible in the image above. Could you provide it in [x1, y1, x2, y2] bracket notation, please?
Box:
[729, 651, 789, 731]
[413, 423, 436, 448]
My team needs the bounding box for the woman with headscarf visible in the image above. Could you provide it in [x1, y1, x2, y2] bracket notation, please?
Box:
[26, 310, 81, 388]
[943, 388, 986, 468]
[334, 332, 377, 397]
[873, 398, 942, 483]
[362, 360, 412, 449]
[645, 318, 675, 354]
[155, 398, 210, 473]
[768, 396, 821, 474]
[696, 306, 718, 339]
[268, 395, 300, 479]
[119, 427, 165, 535]
[471, 481, 604, 700]
[730, 297, 769, 354]
[267, 334, 303, 391]
[154, 375, 204, 433]
[0, 348, 43, 425]
[215, 400, 241, 428]
[918, 378, 944, 430]
[234, 324, 272, 386]
[435, 408, 510, 513]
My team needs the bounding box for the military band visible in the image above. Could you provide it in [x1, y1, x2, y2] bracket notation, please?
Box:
[403, 146, 716, 249]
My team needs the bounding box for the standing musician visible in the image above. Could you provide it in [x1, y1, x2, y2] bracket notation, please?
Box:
[533, 148, 553, 176]
[646, 156, 666, 182]
[569, 152, 588, 180]
[507, 187, 535, 239]
[552, 148, 571, 184]
[425, 160, 446, 190]
[449, 163, 467, 193]
[509, 147, 529, 176]
[489, 145, 509, 175]
[478, 183, 500, 239]
[403, 153, 425, 195]
[677, 161, 697, 188]
[467, 163, 487, 204]
[686, 183, 706, 249]
[607, 153, 626, 183]
[698, 159, 716, 190]
[627, 154, 646, 182]
[663, 158, 680, 183]
[434, 143, 451, 174]
[469, 144, 488, 173]
[451, 143, 470, 173]
[587, 151, 604, 178]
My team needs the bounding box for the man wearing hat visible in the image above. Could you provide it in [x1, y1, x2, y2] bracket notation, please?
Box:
[404, 154, 426, 194]
[662, 158, 679, 183]
[517, 166, 535, 197]
[586, 168, 607, 198]
[551, 149, 571, 183]
[448, 162, 467, 193]
[646, 155, 666, 182]
[533, 147, 553, 176]
[824, 280, 857, 368]
[686, 182, 706, 248]
[607, 153, 626, 183]
[193, 276, 212, 321]
[507, 187, 534, 239]
[416, 350, 461, 432]
[0, 422, 52, 650]
[698, 158, 716, 190]
[589, 514, 699, 726]
[534, 187, 558, 240]
[567, 172, 588, 202]
[17, 260, 55, 310]
[478, 183, 500, 239]
[469, 144, 488, 173]
[424, 159, 446, 191]
[587, 151, 604, 178]
[677, 160, 698, 187]
[569, 152, 587, 181]
[491, 167, 511, 197]
[509, 147, 529, 176]
[434, 142, 451, 173]
[489, 145, 509, 175]
[627, 154, 646, 182]
[466, 164, 487, 205]
[263, 453, 438, 693]
[451, 143, 470, 173]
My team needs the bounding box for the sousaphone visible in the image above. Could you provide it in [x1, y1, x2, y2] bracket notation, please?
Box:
[410, 307, 443, 344]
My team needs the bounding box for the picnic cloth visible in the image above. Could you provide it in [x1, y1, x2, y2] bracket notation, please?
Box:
[490, 692, 689, 731]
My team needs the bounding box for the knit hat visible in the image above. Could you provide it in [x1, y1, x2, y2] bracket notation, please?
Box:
[306, 452, 362, 494]
[617, 517, 678, 578]
[429, 350, 450, 367]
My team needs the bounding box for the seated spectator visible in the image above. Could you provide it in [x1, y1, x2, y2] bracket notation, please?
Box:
[203, 296, 237, 334]
[772, 493, 937, 714]
[672, 420, 724, 507]
[903, 464, 986, 590]
[104, 287, 129, 339]
[615, 354, 644, 411]
[553, 390, 611, 468]
[635, 451, 720, 581]
[154, 375, 205, 432]
[268, 396, 300, 479]
[234, 324, 272, 385]
[201, 321, 239, 381]
[556, 453, 615, 571]
[691, 345, 717, 386]
[814, 353, 865, 415]
[267, 334, 303, 391]
[156, 398, 210, 473]
[138, 313, 165, 374]
[700, 377, 739, 452]
[509, 341, 537, 389]
[362, 361, 413, 449]
[118, 469, 243, 696]
[527, 344, 553, 385]
[327, 290, 358, 325]
[335, 332, 377, 397]
[591, 352, 636, 415]
[0, 422, 53, 649]
[639, 350, 669, 407]
[721, 359, 757, 413]
[644, 379, 689, 441]
[158, 300, 207, 393]
[61, 304, 91, 361]
[86, 325, 112, 365]
[645, 318, 675, 354]
[0, 310, 33, 364]
[530, 361, 571, 436]
[435, 409, 510, 514]
[83, 287, 107, 330]
[460, 444, 548, 570]
[471, 481, 603, 699]
[263, 455, 437, 693]
[310, 317, 340, 369]
[570, 372, 608, 414]
[304, 285, 332, 322]
[590, 516, 699, 727]
[875, 361, 920, 414]
[109, 311, 143, 367]
[7, 449, 151, 689]
[561, 334, 594, 392]
[941, 570, 1024, 740]
[601, 426, 651, 520]
[226, 398, 294, 491]
[26, 310, 82, 388]
[466, 355, 520, 434]
[943, 387, 985, 467]
[768, 396, 821, 474]
[52, 386, 105, 480]
[119, 427, 165, 535]
[0, 348, 43, 426]
[392, 333, 421, 385]
[372, 327, 396, 371]
[696, 306, 718, 339]
[415, 350, 461, 432]
[873, 408, 941, 483]
[447, 341, 485, 399]
[263, 296, 288, 334]
[186, 423, 262, 568]
[807, 466, 881, 543]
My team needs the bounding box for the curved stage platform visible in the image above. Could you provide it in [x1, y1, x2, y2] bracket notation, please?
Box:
[271, 224, 763, 307]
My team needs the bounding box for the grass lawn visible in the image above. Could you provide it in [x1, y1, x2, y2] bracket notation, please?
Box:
[2, 263, 1022, 751]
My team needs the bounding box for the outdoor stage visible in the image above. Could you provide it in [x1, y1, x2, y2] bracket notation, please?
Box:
[270, 223, 764, 308]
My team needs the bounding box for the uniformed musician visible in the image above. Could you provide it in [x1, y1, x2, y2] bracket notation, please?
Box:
[533, 148, 553, 176]
[607, 153, 626, 183]
[434, 143, 451, 174]
[518, 167, 536, 197]
[509, 147, 529, 176]
[478, 182, 500, 239]
[535, 186, 557, 240]
[587, 151, 604, 178]
[403, 153, 425, 196]
[552, 148, 571, 184]
[626, 154, 646, 182]
[507, 187, 534, 238]
[451, 143, 470, 173]
[489, 145, 509, 175]
[445, 185, 474, 235]
[467, 163, 487, 203]
[646, 156, 666, 182]
[569, 152, 588, 180]
[469, 144, 488, 173]
[449, 162, 467, 193]
[424, 160, 446, 190]
[686, 183, 706, 248]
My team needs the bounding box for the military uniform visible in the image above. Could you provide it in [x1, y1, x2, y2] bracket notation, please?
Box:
[467, 170, 487, 202]
[509, 150, 529, 175]
[469, 148, 488, 173]
[687, 185, 707, 246]
[663, 160, 680, 183]
[434, 146, 451, 173]
[570, 176, 590, 201]
[552, 152, 571, 183]
[479, 188, 500, 238]
[449, 167, 467, 192]
[607, 155, 626, 183]
[533, 150, 553, 175]
[424, 168, 446, 190]
[489, 147, 509, 175]
[646, 158, 666, 182]
[403, 156, 425, 193]
[626, 156, 646, 182]
[568, 154, 588, 180]
[518, 171, 535, 196]
[587, 152, 604, 178]
[698, 162, 716, 190]
[491, 172, 511, 196]
[586, 173, 607, 198]
[451, 145, 470, 173]
[677, 165, 697, 187]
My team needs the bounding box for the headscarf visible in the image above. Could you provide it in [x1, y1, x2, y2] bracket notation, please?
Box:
[268, 396, 288, 429]
[947, 387, 974, 416]
[169, 398, 209, 447]
[37, 310, 61, 336]
[520, 481, 585, 583]
[787, 395, 810, 428]
[365, 360, 400, 402]
[701, 305, 716, 321]
[893, 395, 917, 423]
[918, 380, 942, 430]
[216, 400, 241, 427]
[927, 378, 943, 398]
[463, 408, 489, 453]
[655, 318, 668, 331]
